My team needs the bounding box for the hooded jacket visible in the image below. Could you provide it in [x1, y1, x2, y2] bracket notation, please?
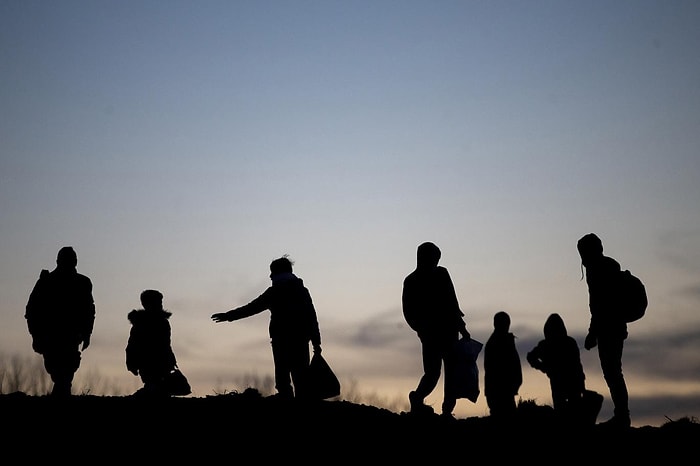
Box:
[402, 265, 466, 341]
[126, 309, 177, 376]
[578, 234, 627, 339]
[527, 313, 585, 396]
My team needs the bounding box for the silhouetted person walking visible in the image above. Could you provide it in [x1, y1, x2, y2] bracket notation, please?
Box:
[211, 255, 322, 400]
[527, 313, 586, 423]
[402, 241, 470, 417]
[484, 311, 522, 419]
[578, 233, 631, 428]
[126, 289, 181, 397]
[25, 246, 96, 396]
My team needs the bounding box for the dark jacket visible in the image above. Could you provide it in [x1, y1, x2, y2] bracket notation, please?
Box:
[585, 255, 628, 339]
[402, 265, 466, 341]
[223, 273, 321, 347]
[527, 314, 585, 399]
[25, 267, 95, 353]
[126, 309, 177, 376]
[527, 336, 585, 392]
[484, 331, 523, 398]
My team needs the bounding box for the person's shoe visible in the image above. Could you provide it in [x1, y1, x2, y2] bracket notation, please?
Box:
[409, 391, 434, 415]
[599, 415, 631, 429]
[441, 400, 456, 417]
[50, 383, 72, 397]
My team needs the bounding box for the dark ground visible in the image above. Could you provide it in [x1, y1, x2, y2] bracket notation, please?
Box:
[2, 389, 697, 462]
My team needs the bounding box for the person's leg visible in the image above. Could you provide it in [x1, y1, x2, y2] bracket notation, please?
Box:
[550, 380, 566, 412]
[441, 342, 458, 416]
[412, 341, 441, 399]
[289, 342, 311, 399]
[271, 341, 294, 399]
[43, 347, 80, 396]
[505, 395, 518, 421]
[598, 337, 630, 425]
[140, 372, 168, 397]
[441, 397, 457, 417]
[50, 371, 72, 396]
[409, 340, 441, 413]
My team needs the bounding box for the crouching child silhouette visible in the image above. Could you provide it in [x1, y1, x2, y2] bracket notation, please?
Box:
[527, 313, 590, 426]
[126, 289, 187, 397]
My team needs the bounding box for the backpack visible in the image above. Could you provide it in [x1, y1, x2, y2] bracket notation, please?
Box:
[618, 269, 648, 323]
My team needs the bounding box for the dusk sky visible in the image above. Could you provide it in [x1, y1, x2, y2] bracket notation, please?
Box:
[2, 1, 699, 427]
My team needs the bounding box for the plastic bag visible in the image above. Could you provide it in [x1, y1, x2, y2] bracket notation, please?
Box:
[165, 367, 192, 396]
[307, 353, 341, 400]
[447, 337, 483, 403]
[578, 389, 604, 425]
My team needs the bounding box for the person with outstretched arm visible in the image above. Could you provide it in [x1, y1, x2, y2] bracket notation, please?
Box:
[212, 255, 322, 400]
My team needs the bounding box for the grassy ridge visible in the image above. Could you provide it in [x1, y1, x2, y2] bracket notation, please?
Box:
[2, 389, 697, 461]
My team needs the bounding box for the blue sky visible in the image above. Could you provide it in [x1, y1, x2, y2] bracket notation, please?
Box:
[1, 1, 699, 426]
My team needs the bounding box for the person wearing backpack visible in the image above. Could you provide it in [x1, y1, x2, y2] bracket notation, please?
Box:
[25, 246, 96, 396]
[577, 233, 631, 429]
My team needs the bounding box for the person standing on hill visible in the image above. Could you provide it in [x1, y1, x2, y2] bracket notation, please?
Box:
[211, 255, 323, 400]
[577, 232, 631, 428]
[25, 246, 96, 396]
[484, 311, 522, 420]
[402, 241, 470, 418]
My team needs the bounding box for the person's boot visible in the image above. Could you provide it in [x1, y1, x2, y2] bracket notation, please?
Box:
[50, 381, 72, 397]
[409, 391, 433, 415]
[599, 414, 631, 429]
[441, 398, 456, 419]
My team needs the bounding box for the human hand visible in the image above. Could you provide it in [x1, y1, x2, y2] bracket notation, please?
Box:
[584, 332, 597, 350]
[211, 312, 230, 323]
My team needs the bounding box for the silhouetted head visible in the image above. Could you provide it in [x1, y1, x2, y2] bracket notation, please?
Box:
[543, 313, 567, 339]
[416, 242, 441, 269]
[493, 311, 511, 332]
[140, 289, 164, 311]
[56, 246, 78, 269]
[577, 233, 603, 266]
[270, 256, 294, 276]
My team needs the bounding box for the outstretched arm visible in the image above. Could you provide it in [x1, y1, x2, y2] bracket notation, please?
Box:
[212, 293, 270, 323]
[211, 311, 233, 323]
